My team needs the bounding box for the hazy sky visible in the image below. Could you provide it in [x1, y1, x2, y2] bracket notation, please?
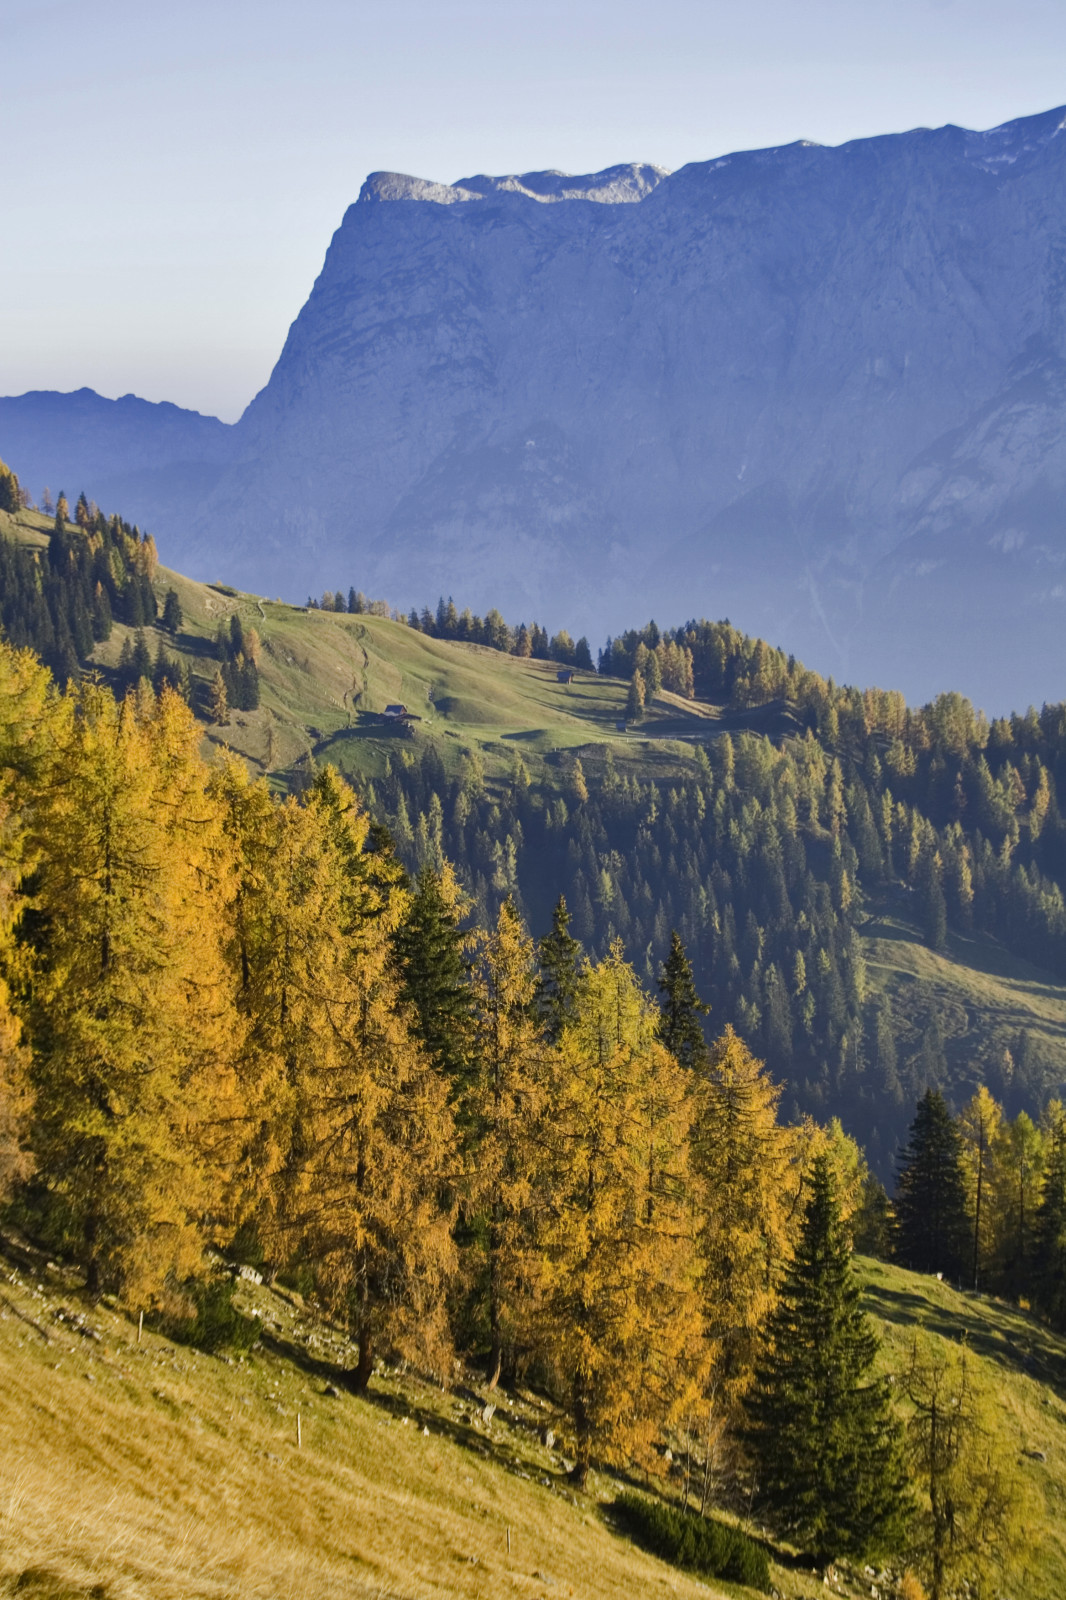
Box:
[3, 0, 1065, 420]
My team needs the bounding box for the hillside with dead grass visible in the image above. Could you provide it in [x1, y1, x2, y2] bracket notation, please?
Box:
[3, 1224, 1066, 1600]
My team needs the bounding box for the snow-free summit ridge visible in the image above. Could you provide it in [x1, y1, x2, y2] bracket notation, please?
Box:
[5, 105, 1066, 710]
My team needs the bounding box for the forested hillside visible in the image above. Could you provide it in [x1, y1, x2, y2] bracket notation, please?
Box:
[354, 613, 1066, 1174]
[3, 488, 1066, 1175]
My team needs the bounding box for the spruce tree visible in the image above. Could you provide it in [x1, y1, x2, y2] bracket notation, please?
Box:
[130, 629, 152, 687]
[161, 588, 183, 633]
[625, 670, 645, 722]
[743, 1156, 910, 1562]
[392, 865, 473, 1083]
[534, 895, 582, 1041]
[1033, 1100, 1066, 1329]
[657, 929, 709, 1070]
[894, 1089, 969, 1279]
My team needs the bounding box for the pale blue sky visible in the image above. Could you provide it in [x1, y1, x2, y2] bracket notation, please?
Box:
[2, 0, 1064, 420]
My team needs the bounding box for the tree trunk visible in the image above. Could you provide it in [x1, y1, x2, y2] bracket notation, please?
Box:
[570, 1375, 592, 1491]
[486, 1204, 502, 1390]
[84, 1211, 101, 1301]
[972, 1132, 985, 1290]
[350, 1325, 374, 1393]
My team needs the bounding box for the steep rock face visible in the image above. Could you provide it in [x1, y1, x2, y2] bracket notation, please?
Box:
[190, 109, 1066, 708]
[6, 111, 1066, 708]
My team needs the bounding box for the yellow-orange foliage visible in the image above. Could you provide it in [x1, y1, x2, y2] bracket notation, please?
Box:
[691, 1025, 792, 1417]
[215, 761, 458, 1388]
[466, 898, 551, 1384]
[28, 682, 239, 1306]
[0, 644, 54, 1198]
[539, 943, 704, 1485]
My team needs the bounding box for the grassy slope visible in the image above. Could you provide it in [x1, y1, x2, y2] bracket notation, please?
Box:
[2, 1232, 1065, 1600]
[862, 898, 1066, 1095]
[0, 1231, 732, 1600]
[1, 506, 794, 789]
[857, 1253, 1066, 1599]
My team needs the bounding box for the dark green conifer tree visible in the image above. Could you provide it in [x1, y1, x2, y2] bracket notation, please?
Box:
[240, 658, 260, 710]
[625, 671, 646, 723]
[534, 895, 582, 1042]
[894, 1089, 968, 1279]
[1033, 1104, 1066, 1330]
[91, 583, 113, 642]
[917, 842, 948, 951]
[393, 866, 473, 1083]
[124, 578, 145, 628]
[743, 1155, 910, 1562]
[657, 929, 709, 1070]
[152, 639, 179, 696]
[130, 629, 152, 687]
[872, 996, 902, 1104]
[116, 637, 134, 693]
[48, 514, 73, 570]
[161, 588, 183, 633]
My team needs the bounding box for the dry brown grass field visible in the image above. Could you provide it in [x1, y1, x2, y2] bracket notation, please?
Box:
[5, 1225, 1066, 1600]
[0, 1233, 739, 1600]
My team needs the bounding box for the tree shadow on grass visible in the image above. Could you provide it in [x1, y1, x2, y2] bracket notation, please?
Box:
[257, 1325, 569, 1485]
[862, 1277, 1066, 1400]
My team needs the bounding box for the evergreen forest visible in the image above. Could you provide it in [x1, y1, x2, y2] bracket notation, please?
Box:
[365, 642, 1066, 1174]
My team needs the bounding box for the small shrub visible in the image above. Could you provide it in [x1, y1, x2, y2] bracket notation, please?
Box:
[613, 1491, 771, 1592]
[227, 1219, 267, 1269]
[276, 1261, 316, 1297]
[164, 1276, 259, 1354]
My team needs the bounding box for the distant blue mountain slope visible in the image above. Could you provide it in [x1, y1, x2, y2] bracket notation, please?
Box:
[5, 107, 1066, 710]
[0, 387, 232, 533]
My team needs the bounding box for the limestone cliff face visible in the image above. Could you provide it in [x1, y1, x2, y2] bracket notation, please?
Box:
[6, 110, 1066, 708]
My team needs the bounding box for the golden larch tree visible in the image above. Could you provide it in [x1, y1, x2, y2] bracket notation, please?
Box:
[957, 1085, 1003, 1290]
[465, 898, 551, 1386]
[28, 683, 239, 1305]
[539, 942, 703, 1487]
[0, 641, 55, 1198]
[219, 762, 458, 1390]
[690, 1025, 793, 1441]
